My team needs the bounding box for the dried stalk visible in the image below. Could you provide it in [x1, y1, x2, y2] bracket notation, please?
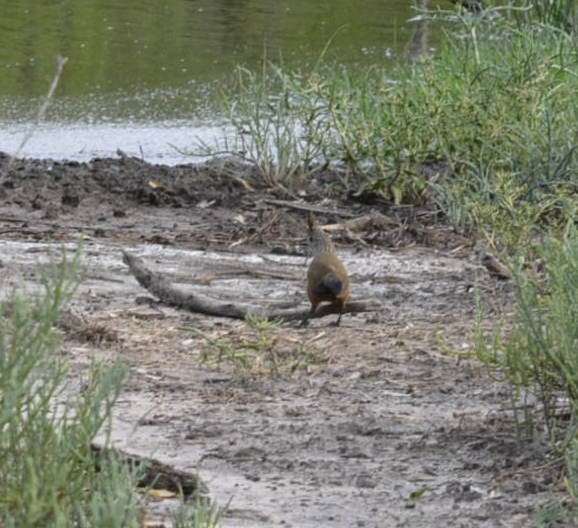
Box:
[5, 55, 69, 173]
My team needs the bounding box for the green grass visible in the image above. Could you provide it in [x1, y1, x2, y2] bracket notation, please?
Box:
[0, 248, 220, 528]
[510, 0, 577, 34]
[211, 2, 577, 254]
[0, 249, 138, 527]
[183, 315, 329, 378]
[475, 228, 578, 523]
[172, 499, 223, 528]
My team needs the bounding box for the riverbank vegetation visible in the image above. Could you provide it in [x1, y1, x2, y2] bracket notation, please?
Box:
[0, 250, 219, 527]
[214, 0, 578, 522]
[220, 1, 576, 254]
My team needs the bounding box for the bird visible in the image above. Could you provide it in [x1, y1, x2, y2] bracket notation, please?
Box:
[301, 212, 350, 326]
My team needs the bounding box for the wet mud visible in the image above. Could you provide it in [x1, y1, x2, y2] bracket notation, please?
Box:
[0, 153, 561, 527]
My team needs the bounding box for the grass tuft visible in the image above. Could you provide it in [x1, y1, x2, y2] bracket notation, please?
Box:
[184, 317, 329, 378]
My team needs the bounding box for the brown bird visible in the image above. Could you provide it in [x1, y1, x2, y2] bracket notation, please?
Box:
[301, 213, 350, 326]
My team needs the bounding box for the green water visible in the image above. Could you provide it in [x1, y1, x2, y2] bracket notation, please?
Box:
[0, 1, 444, 120]
[0, 0, 442, 161]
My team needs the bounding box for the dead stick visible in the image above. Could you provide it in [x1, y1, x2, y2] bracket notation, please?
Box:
[7, 56, 69, 170]
[261, 198, 356, 218]
[90, 443, 206, 497]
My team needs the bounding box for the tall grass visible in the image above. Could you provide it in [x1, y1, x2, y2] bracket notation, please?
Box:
[223, 64, 329, 187]
[0, 249, 140, 527]
[512, 0, 577, 34]
[475, 228, 578, 520]
[0, 249, 220, 528]
[217, 4, 577, 251]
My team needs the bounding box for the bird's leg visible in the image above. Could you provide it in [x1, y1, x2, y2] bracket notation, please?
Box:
[332, 302, 344, 327]
[300, 305, 316, 327]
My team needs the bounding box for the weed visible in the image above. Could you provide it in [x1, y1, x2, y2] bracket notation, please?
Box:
[475, 229, 578, 514]
[183, 317, 328, 378]
[172, 499, 223, 528]
[0, 248, 219, 528]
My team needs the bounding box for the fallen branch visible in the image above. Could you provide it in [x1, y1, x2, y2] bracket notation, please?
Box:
[122, 251, 381, 322]
[261, 198, 356, 218]
[323, 212, 397, 232]
[90, 443, 206, 497]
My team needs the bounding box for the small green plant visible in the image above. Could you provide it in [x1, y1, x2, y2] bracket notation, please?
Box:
[191, 326, 256, 373]
[0, 248, 218, 527]
[0, 248, 140, 527]
[183, 317, 328, 377]
[172, 499, 223, 528]
[212, 62, 330, 187]
[475, 228, 578, 517]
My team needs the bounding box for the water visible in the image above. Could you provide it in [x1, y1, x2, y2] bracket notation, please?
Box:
[0, 0, 438, 163]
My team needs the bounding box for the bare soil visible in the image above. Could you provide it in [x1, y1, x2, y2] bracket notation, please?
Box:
[0, 153, 563, 527]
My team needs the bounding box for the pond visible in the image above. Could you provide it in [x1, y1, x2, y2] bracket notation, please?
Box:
[0, 0, 442, 163]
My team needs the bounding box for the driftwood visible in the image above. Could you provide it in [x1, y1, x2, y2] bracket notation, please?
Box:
[260, 198, 356, 218]
[321, 212, 398, 247]
[122, 251, 381, 322]
[91, 443, 206, 497]
[323, 212, 397, 232]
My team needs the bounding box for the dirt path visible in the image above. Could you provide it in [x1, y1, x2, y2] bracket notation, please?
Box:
[0, 154, 558, 527]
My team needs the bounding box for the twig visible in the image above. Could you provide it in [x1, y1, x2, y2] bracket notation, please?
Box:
[261, 198, 356, 218]
[191, 268, 301, 284]
[323, 212, 397, 232]
[6, 56, 68, 171]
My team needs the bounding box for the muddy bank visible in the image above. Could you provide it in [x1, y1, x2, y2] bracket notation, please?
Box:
[0, 152, 466, 251]
[0, 153, 561, 527]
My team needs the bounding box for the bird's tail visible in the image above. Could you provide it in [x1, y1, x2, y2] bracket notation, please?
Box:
[315, 273, 344, 298]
